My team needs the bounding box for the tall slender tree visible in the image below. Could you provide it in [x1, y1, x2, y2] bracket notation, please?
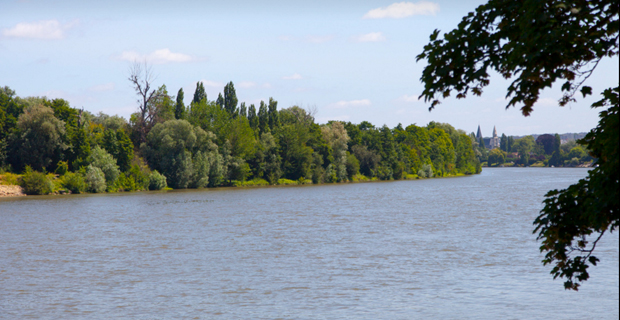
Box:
[223, 82, 238, 116]
[239, 102, 247, 118]
[175, 88, 185, 120]
[215, 93, 224, 109]
[248, 104, 258, 132]
[268, 97, 279, 131]
[500, 133, 508, 152]
[192, 82, 206, 104]
[258, 101, 269, 135]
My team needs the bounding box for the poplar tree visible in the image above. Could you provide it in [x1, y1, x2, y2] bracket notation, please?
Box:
[268, 97, 279, 130]
[215, 93, 224, 109]
[192, 82, 206, 104]
[257, 101, 269, 135]
[500, 133, 508, 152]
[223, 81, 238, 116]
[239, 102, 247, 118]
[248, 104, 258, 132]
[175, 88, 185, 119]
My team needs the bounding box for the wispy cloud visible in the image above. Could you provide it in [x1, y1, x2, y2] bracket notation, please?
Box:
[398, 94, 420, 102]
[89, 82, 115, 92]
[2, 20, 78, 40]
[326, 99, 371, 109]
[283, 73, 303, 80]
[117, 48, 202, 64]
[363, 1, 440, 19]
[536, 98, 558, 107]
[199, 80, 224, 88]
[306, 35, 334, 43]
[353, 32, 386, 42]
[237, 81, 256, 89]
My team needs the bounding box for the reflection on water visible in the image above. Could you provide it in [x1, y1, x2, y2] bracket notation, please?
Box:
[1, 168, 618, 319]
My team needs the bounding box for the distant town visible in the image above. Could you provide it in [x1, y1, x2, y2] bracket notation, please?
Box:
[474, 125, 591, 168]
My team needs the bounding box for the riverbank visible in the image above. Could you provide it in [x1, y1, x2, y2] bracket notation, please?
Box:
[0, 185, 26, 197]
[0, 171, 469, 197]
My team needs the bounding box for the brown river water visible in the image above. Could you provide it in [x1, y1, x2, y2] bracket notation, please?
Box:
[1, 168, 618, 319]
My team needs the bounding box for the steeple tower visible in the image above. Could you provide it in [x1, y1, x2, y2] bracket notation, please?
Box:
[476, 125, 483, 139]
[489, 125, 500, 149]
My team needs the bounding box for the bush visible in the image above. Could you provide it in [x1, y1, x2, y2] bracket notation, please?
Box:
[90, 146, 120, 187]
[232, 178, 270, 187]
[20, 166, 54, 195]
[55, 161, 68, 175]
[115, 172, 137, 191]
[84, 165, 106, 193]
[61, 172, 86, 194]
[0, 172, 20, 185]
[277, 178, 299, 185]
[417, 164, 434, 178]
[149, 170, 167, 190]
[345, 153, 360, 180]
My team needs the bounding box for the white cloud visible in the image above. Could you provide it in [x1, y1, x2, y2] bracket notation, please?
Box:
[238, 81, 256, 89]
[327, 99, 371, 109]
[117, 48, 200, 64]
[354, 32, 386, 42]
[262, 83, 272, 89]
[306, 35, 334, 43]
[278, 35, 294, 41]
[2, 20, 77, 40]
[363, 1, 440, 19]
[283, 73, 303, 80]
[89, 82, 115, 92]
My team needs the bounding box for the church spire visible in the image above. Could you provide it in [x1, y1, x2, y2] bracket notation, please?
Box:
[493, 126, 497, 138]
[476, 125, 483, 139]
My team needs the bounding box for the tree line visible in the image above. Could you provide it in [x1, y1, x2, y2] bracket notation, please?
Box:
[0, 76, 481, 195]
[473, 133, 594, 167]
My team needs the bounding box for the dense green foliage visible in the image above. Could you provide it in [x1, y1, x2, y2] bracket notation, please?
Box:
[535, 88, 619, 290]
[144, 119, 221, 189]
[1, 83, 480, 195]
[417, 0, 618, 289]
[8, 104, 67, 171]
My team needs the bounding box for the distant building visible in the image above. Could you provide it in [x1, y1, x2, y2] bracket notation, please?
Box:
[489, 126, 500, 149]
[476, 125, 500, 149]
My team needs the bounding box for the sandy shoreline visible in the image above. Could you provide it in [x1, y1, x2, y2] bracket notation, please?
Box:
[0, 185, 26, 197]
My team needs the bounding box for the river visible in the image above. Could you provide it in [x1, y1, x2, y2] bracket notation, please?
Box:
[1, 168, 618, 319]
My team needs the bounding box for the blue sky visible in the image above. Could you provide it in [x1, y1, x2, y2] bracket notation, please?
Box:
[1, 0, 618, 136]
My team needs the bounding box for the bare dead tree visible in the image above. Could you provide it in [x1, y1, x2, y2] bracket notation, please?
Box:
[128, 60, 161, 144]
